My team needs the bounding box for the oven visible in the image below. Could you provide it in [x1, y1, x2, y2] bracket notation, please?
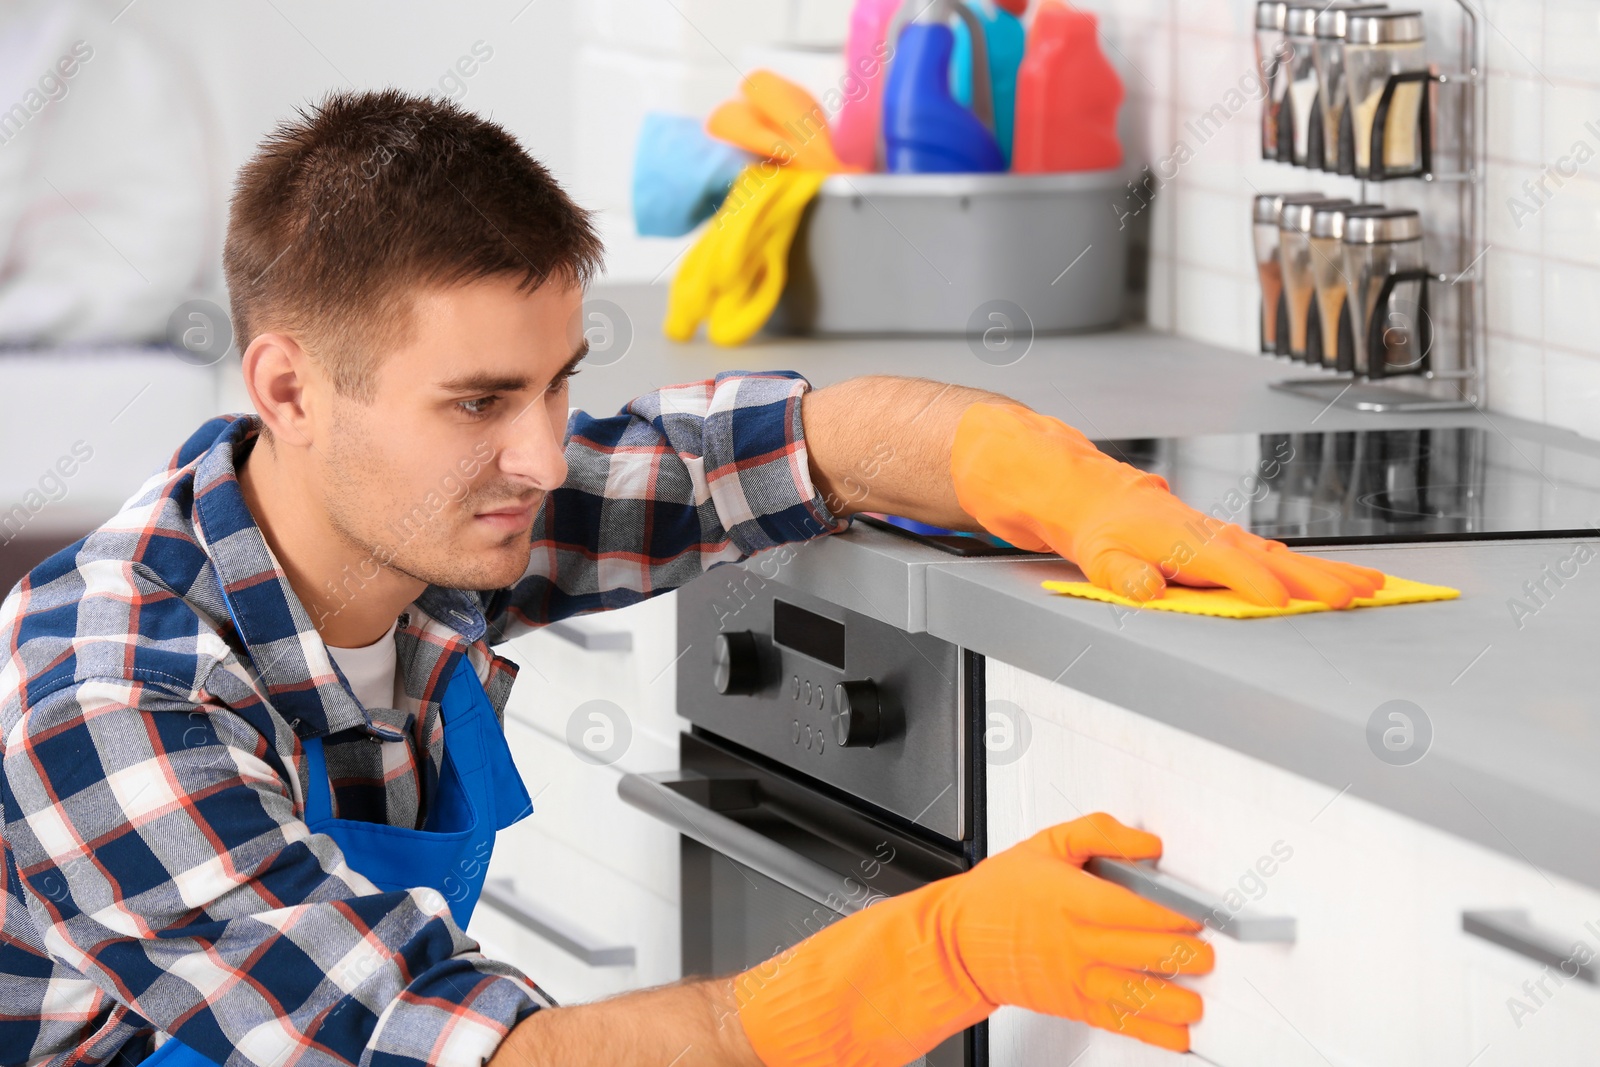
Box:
[619, 566, 989, 1066]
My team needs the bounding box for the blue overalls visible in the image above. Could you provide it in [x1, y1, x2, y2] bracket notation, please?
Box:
[141, 655, 539, 1065]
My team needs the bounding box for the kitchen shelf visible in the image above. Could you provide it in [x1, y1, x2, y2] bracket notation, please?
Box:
[1262, 0, 1487, 413]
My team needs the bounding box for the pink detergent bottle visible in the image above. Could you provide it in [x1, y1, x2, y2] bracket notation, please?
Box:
[834, 0, 902, 170]
[1012, 1, 1125, 173]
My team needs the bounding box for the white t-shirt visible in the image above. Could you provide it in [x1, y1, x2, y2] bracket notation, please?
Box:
[327, 621, 401, 710]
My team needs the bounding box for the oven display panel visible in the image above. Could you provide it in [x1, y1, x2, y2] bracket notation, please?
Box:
[772, 599, 845, 669]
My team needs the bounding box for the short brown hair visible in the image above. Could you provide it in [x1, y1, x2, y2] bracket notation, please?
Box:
[223, 88, 603, 399]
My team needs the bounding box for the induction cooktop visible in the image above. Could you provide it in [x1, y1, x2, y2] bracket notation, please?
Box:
[863, 425, 1600, 553]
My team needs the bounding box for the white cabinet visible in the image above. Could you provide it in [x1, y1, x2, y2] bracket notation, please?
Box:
[984, 658, 1600, 1067]
[468, 592, 688, 1004]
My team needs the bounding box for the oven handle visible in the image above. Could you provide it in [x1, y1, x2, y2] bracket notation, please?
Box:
[618, 770, 882, 917]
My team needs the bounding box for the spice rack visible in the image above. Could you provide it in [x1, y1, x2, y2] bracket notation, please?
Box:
[1265, 0, 1486, 413]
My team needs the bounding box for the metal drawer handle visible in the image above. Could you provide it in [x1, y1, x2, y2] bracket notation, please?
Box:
[1462, 910, 1598, 984]
[1085, 857, 1297, 943]
[478, 879, 637, 968]
[543, 621, 632, 652]
[618, 770, 884, 918]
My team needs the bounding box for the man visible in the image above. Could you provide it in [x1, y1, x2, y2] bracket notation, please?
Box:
[0, 90, 1380, 1067]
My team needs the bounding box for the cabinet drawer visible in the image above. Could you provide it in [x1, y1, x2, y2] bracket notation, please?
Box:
[499, 591, 687, 752]
[500, 716, 680, 901]
[984, 659, 1600, 1067]
[470, 824, 680, 1006]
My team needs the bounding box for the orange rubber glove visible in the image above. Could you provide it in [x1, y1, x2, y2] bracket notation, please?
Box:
[949, 402, 1387, 608]
[735, 813, 1213, 1067]
[707, 70, 861, 173]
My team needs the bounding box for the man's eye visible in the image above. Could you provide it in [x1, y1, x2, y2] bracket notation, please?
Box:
[459, 396, 499, 417]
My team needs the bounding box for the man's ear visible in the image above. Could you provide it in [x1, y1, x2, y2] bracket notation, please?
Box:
[242, 332, 319, 449]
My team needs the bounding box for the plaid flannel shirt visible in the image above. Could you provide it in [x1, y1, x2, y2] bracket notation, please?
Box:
[0, 370, 849, 1067]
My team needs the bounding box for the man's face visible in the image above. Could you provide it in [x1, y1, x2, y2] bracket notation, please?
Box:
[315, 275, 584, 593]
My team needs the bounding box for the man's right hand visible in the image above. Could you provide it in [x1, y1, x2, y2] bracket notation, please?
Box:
[950, 401, 1385, 607]
[735, 812, 1213, 1067]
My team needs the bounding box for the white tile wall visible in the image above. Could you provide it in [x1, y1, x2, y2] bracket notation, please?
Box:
[1132, 0, 1600, 432]
[1544, 346, 1600, 439]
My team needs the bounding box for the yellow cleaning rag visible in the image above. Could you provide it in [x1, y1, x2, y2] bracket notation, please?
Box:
[1041, 574, 1459, 619]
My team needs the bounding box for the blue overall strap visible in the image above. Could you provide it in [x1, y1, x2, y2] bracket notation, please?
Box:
[301, 735, 333, 824]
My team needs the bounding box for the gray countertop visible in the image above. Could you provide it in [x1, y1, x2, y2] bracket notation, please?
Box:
[587, 285, 1600, 892]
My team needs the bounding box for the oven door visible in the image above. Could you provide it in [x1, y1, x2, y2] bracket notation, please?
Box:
[619, 731, 985, 1067]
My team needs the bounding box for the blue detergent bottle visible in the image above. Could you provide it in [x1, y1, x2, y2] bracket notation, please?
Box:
[951, 3, 1025, 164]
[882, 18, 1005, 173]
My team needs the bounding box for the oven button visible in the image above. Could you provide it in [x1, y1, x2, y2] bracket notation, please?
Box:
[713, 631, 762, 695]
[804, 680, 812, 704]
[792, 675, 800, 699]
[832, 680, 881, 748]
[792, 719, 801, 743]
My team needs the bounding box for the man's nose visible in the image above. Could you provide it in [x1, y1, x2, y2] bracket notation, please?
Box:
[496, 398, 568, 491]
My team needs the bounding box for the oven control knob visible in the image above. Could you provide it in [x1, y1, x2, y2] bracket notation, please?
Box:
[713, 631, 762, 694]
[832, 680, 881, 748]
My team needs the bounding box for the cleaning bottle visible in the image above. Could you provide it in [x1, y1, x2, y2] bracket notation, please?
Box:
[882, 4, 1005, 173]
[951, 2, 1026, 164]
[834, 0, 902, 170]
[1012, 1, 1125, 173]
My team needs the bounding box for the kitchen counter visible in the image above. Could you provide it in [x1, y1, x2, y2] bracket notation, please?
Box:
[583, 284, 1600, 892]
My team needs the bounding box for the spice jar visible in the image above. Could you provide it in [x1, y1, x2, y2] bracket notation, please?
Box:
[1310, 202, 1387, 370]
[1254, 192, 1327, 354]
[1343, 208, 1428, 376]
[1345, 11, 1428, 179]
[1281, 197, 1353, 362]
[1256, 2, 1291, 161]
[1284, 6, 1324, 167]
[1313, 2, 1389, 174]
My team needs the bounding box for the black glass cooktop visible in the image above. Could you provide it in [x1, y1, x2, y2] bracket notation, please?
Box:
[865, 426, 1600, 553]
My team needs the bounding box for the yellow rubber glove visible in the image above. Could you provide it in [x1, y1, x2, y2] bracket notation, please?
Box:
[663, 164, 825, 346]
[736, 813, 1212, 1067]
[950, 402, 1387, 607]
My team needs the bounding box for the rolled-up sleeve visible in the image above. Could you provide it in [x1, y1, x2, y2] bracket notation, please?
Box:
[485, 370, 850, 637]
[1, 679, 542, 1067]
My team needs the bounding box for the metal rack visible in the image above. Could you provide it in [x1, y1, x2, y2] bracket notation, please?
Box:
[1270, 0, 1486, 413]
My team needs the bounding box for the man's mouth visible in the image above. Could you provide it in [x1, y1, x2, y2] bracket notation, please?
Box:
[472, 500, 537, 533]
